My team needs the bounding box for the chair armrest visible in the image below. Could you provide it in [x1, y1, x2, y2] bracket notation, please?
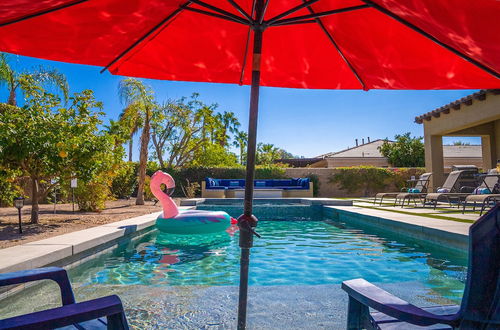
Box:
[0, 295, 128, 330]
[0, 267, 75, 305]
[342, 279, 459, 327]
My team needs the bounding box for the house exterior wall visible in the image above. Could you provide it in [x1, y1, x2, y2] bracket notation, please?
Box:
[325, 157, 389, 167]
[422, 91, 500, 190]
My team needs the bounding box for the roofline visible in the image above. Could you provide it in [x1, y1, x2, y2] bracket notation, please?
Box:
[316, 138, 392, 158]
[415, 89, 500, 124]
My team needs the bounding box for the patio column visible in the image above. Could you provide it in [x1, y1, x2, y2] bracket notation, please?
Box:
[481, 135, 495, 170]
[425, 134, 444, 191]
[493, 119, 500, 167]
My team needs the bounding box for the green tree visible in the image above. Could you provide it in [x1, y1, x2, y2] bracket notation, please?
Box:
[452, 141, 471, 146]
[233, 130, 248, 165]
[0, 88, 119, 223]
[215, 111, 240, 147]
[118, 78, 155, 205]
[378, 132, 425, 167]
[257, 143, 281, 165]
[191, 144, 239, 167]
[151, 94, 224, 168]
[118, 105, 143, 161]
[0, 53, 68, 106]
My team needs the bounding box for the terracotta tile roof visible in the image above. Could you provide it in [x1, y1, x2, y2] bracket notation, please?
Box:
[415, 89, 500, 124]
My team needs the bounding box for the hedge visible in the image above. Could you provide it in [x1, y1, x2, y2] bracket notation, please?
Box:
[329, 166, 426, 197]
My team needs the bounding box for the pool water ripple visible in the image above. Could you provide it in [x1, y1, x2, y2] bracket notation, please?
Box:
[62, 220, 468, 303]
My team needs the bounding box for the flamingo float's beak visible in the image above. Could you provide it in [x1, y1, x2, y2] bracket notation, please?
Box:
[230, 217, 238, 225]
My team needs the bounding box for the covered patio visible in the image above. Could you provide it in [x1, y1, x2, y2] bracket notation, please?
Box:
[415, 89, 500, 191]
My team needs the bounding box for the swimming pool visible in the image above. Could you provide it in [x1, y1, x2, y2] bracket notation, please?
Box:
[0, 204, 467, 328]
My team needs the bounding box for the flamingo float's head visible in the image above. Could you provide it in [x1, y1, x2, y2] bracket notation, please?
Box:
[151, 170, 176, 197]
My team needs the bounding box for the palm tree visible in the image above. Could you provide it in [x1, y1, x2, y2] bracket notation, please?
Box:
[118, 105, 143, 161]
[233, 130, 248, 165]
[0, 53, 68, 106]
[215, 111, 240, 147]
[118, 78, 155, 205]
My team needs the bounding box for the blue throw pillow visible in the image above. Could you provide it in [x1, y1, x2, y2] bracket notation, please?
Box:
[409, 188, 421, 193]
[473, 188, 491, 194]
[255, 181, 266, 187]
[437, 188, 449, 193]
[229, 181, 241, 187]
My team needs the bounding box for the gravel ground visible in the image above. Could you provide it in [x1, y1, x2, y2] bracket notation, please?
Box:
[0, 198, 179, 249]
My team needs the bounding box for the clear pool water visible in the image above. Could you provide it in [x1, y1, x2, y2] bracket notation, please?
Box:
[0, 205, 468, 328]
[69, 220, 466, 302]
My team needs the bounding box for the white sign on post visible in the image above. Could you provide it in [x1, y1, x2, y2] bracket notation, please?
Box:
[410, 176, 416, 181]
[71, 178, 78, 188]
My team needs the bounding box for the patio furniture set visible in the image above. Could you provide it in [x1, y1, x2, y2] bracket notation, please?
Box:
[374, 166, 500, 215]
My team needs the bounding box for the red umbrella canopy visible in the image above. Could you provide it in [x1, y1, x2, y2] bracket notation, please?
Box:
[0, 0, 499, 89]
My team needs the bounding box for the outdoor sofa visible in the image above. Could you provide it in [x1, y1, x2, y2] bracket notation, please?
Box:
[202, 178, 313, 198]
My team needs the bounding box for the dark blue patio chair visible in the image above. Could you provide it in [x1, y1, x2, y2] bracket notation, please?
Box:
[0, 267, 129, 330]
[342, 204, 500, 329]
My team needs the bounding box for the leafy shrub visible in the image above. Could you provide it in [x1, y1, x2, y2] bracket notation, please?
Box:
[305, 174, 320, 197]
[180, 179, 201, 198]
[329, 166, 425, 197]
[75, 180, 110, 212]
[143, 175, 155, 201]
[111, 162, 137, 198]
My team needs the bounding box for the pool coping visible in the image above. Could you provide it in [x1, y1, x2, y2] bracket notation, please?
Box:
[324, 206, 469, 252]
[0, 211, 163, 275]
[180, 197, 353, 206]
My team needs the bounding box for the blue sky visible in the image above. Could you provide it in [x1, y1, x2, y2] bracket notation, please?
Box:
[0, 54, 480, 159]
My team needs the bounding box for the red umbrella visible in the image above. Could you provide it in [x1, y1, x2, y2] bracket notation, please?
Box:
[1, 1, 499, 328]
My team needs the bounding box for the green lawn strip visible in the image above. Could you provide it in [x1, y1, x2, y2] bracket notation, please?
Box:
[356, 204, 475, 224]
[352, 199, 482, 214]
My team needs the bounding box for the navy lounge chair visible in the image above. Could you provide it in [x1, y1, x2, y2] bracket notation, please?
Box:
[0, 267, 129, 330]
[342, 204, 500, 329]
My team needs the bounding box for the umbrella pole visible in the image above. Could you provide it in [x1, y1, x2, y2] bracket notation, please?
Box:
[237, 24, 263, 330]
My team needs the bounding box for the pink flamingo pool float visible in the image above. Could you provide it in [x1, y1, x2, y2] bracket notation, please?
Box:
[150, 171, 237, 234]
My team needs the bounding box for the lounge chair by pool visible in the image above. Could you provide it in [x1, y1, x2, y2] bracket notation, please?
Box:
[373, 173, 432, 206]
[342, 204, 500, 329]
[425, 169, 498, 210]
[0, 267, 129, 329]
[396, 167, 478, 207]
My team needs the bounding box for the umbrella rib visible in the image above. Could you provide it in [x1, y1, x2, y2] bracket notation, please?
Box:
[269, 4, 370, 27]
[100, 1, 192, 74]
[266, 0, 322, 26]
[363, 0, 500, 79]
[0, 0, 88, 28]
[239, 1, 257, 85]
[226, 0, 253, 23]
[189, 0, 251, 25]
[184, 7, 249, 25]
[258, 0, 270, 24]
[273, 19, 316, 26]
[304, 4, 367, 89]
